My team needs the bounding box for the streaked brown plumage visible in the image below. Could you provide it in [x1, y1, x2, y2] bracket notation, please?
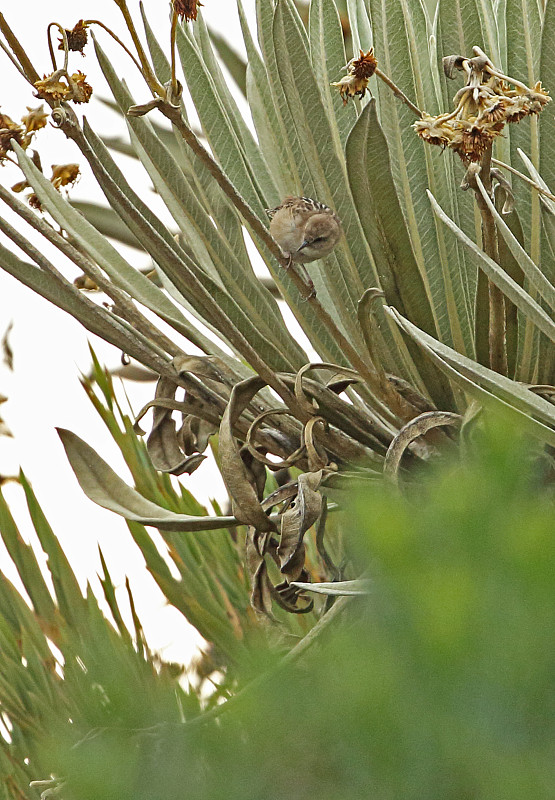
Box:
[267, 196, 342, 264]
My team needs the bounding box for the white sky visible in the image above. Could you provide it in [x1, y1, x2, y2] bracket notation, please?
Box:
[0, 1, 257, 665]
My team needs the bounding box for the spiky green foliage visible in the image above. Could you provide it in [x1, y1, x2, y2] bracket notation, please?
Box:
[3, 416, 554, 799]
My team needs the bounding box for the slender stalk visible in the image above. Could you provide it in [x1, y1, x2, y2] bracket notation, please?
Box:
[47, 23, 68, 72]
[112, 0, 165, 96]
[375, 68, 423, 117]
[85, 20, 145, 77]
[470, 148, 508, 375]
[0, 12, 40, 84]
[491, 157, 555, 203]
[170, 11, 179, 98]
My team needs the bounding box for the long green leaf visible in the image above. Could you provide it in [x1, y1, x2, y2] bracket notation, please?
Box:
[309, 0, 357, 149]
[387, 308, 555, 434]
[58, 428, 242, 532]
[428, 190, 555, 343]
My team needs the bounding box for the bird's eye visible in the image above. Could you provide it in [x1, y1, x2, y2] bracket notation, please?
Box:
[311, 236, 326, 244]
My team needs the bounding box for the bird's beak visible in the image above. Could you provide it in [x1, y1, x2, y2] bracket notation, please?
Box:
[298, 240, 310, 251]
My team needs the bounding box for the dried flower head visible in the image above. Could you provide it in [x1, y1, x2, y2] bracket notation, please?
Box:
[28, 193, 42, 211]
[21, 105, 48, 134]
[331, 49, 377, 105]
[413, 112, 455, 148]
[451, 120, 498, 164]
[0, 112, 26, 161]
[415, 47, 550, 164]
[58, 20, 89, 54]
[69, 71, 93, 104]
[50, 163, 80, 189]
[34, 73, 71, 103]
[173, 0, 203, 21]
[350, 48, 378, 80]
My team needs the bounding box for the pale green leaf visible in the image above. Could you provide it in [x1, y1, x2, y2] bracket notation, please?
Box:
[58, 428, 241, 532]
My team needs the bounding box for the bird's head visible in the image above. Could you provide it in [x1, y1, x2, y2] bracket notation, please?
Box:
[296, 212, 342, 263]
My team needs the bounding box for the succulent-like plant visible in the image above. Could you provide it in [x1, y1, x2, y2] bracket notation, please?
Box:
[1, 0, 555, 796]
[0, 0, 554, 617]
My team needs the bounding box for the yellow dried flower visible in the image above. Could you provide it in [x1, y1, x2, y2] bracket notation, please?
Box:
[173, 0, 203, 21]
[58, 20, 89, 54]
[413, 113, 455, 148]
[0, 112, 26, 160]
[416, 48, 550, 164]
[331, 49, 377, 105]
[21, 105, 48, 134]
[34, 74, 71, 103]
[69, 72, 93, 104]
[50, 163, 80, 189]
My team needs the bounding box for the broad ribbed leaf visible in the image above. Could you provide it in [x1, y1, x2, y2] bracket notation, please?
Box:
[387, 308, 555, 435]
[176, 22, 267, 218]
[309, 0, 357, 149]
[367, 0, 475, 355]
[429, 190, 555, 342]
[70, 200, 144, 250]
[12, 144, 197, 341]
[474, 177, 555, 309]
[273, 0, 377, 352]
[0, 236, 165, 369]
[193, 13, 280, 206]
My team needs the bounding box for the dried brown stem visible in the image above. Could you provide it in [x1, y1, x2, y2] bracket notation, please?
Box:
[375, 68, 423, 118]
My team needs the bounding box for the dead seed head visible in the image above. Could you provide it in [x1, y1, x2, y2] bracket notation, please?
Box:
[69, 71, 93, 104]
[50, 163, 80, 189]
[350, 49, 378, 80]
[58, 20, 89, 54]
[21, 105, 49, 134]
[173, 0, 203, 21]
[0, 112, 26, 161]
[415, 49, 550, 164]
[331, 49, 377, 105]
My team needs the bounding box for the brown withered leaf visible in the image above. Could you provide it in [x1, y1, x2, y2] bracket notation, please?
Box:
[304, 417, 329, 472]
[278, 470, 324, 582]
[246, 527, 277, 618]
[145, 377, 191, 474]
[219, 376, 277, 533]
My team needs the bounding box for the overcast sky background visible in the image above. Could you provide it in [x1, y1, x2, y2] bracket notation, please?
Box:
[0, 0, 259, 665]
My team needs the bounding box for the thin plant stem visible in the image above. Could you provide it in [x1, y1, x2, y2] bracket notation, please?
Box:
[0, 12, 40, 84]
[170, 11, 179, 98]
[375, 68, 423, 117]
[471, 147, 508, 375]
[112, 0, 165, 97]
[47, 23, 69, 72]
[84, 20, 145, 77]
[0, 37, 28, 80]
[491, 157, 555, 203]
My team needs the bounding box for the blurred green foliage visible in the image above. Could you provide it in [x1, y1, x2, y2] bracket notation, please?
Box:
[34, 417, 555, 800]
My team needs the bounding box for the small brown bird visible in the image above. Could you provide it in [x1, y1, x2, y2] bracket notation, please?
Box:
[267, 196, 342, 266]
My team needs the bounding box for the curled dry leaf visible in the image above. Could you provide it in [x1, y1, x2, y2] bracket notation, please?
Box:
[219, 376, 277, 533]
[278, 470, 324, 582]
[383, 411, 463, 484]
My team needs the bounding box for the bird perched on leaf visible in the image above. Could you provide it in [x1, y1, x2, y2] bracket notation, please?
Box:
[267, 196, 342, 269]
